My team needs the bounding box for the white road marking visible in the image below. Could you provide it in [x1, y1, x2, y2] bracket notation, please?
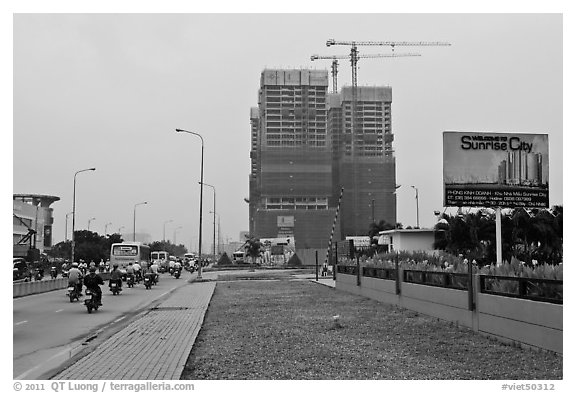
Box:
[114, 316, 126, 323]
[55, 309, 64, 313]
[15, 320, 28, 326]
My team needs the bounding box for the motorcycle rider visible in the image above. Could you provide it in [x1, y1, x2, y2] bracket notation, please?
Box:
[68, 262, 83, 296]
[125, 262, 135, 284]
[109, 263, 123, 292]
[150, 261, 159, 283]
[133, 261, 142, 282]
[83, 266, 104, 306]
[174, 259, 182, 273]
[99, 259, 105, 273]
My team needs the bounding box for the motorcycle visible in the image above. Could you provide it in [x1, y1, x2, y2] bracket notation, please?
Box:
[143, 274, 153, 290]
[109, 279, 122, 295]
[169, 267, 175, 276]
[84, 289, 100, 314]
[34, 268, 44, 281]
[126, 274, 135, 288]
[174, 269, 181, 279]
[61, 269, 69, 278]
[67, 284, 81, 302]
[50, 267, 58, 279]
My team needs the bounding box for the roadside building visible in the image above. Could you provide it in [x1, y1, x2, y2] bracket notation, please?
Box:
[378, 228, 435, 253]
[13, 194, 60, 258]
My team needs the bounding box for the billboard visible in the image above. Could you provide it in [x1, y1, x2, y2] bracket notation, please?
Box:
[443, 131, 549, 208]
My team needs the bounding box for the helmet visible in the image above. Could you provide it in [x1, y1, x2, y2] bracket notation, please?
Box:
[113, 263, 119, 268]
[72, 262, 79, 267]
[89, 267, 96, 272]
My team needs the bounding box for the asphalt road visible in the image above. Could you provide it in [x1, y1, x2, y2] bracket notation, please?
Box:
[13, 271, 192, 379]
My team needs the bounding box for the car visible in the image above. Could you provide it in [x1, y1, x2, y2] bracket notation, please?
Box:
[13, 258, 33, 281]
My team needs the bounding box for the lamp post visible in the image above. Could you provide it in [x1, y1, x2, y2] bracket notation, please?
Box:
[71, 167, 96, 263]
[210, 210, 220, 255]
[411, 185, 420, 228]
[65, 212, 73, 242]
[176, 128, 205, 278]
[173, 226, 183, 245]
[133, 202, 148, 241]
[163, 219, 173, 242]
[104, 222, 112, 236]
[88, 217, 96, 231]
[371, 199, 375, 223]
[201, 182, 216, 257]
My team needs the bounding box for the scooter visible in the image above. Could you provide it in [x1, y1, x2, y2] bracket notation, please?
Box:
[50, 267, 58, 279]
[84, 289, 100, 314]
[109, 279, 122, 295]
[67, 284, 81, 302]
[126, 274, 135, 288]
[143, 274, 153, 290]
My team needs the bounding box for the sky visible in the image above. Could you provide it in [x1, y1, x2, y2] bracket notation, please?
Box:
[9, 8, 565, 254]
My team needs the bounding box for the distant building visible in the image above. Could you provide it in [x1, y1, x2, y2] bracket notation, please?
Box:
[249, 70, 398, 250]
[13, 194, 60, 257]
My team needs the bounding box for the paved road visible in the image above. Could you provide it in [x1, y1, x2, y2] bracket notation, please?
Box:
[13, 271, 191, 379]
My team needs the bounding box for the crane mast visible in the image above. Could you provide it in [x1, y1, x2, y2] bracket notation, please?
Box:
[321, 38, 450, 235]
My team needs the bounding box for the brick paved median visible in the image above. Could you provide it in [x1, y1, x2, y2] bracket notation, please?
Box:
[53, 281, 215, 380]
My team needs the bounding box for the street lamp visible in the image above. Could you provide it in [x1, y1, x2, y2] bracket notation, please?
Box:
[71, 167, 96, 263]
[104, 222, 112, 236]
[176, 128, 205, 278]
[65, 212, 73, 242]
[173, 226, 183, 245]
[411, 185, 420, 228]
[88, 217, 96, 231]
[201, 182, 216, 257]
[163, 219, 173, 242]
[210, 210, 220, 255]
[133, 201, 148, 241]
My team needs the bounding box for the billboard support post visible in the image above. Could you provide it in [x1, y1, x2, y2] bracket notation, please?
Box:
[496, 207, 502, 266]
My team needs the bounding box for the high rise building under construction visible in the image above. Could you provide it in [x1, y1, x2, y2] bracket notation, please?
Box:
[249, 69, 397, 250]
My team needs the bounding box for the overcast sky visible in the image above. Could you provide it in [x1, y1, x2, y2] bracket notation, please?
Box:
[10, 11, 564, 252]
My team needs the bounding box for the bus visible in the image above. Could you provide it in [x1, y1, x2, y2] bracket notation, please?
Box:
[110, 242, 151, 272]
[151, 251, 169, 269]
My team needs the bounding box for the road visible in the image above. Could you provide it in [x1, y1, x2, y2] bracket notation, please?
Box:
[13, 271, 192, 379]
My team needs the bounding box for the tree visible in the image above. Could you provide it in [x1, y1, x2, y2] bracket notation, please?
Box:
[243, 236, 263, 264]
[148, 240, 188, 256]
[433, 206, 563, 265]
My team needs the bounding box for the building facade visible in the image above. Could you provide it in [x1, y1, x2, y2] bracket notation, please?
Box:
[328, 86, 397, 236]
[249, 69, 339, 249]
[13, 194, 60, 257]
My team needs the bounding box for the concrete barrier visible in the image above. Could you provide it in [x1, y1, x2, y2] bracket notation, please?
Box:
[335, 268, 563, 354]
[13, 273, 113, 298]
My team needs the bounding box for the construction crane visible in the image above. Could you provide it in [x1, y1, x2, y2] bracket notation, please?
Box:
[322, 38, 451, 235]
[310, 52, 421, 93]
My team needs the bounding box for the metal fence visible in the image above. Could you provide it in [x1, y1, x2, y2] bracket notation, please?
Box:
[403, 269, 470, 291]
[362, 266, 397, 280]
[479, 275, 563, 304]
